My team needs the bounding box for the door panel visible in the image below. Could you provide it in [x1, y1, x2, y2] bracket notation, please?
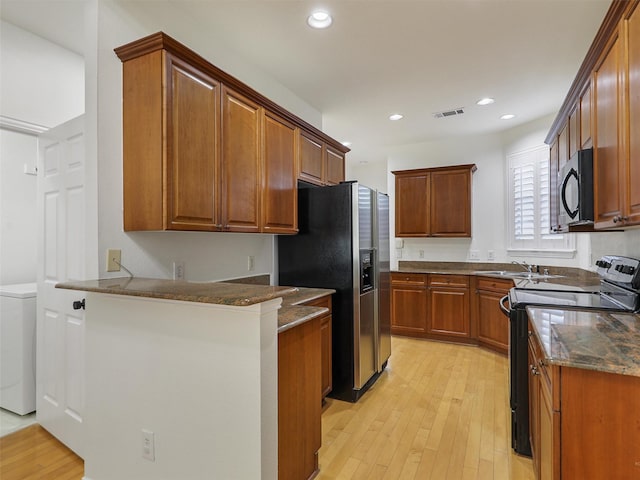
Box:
[37, 116, 87, 457]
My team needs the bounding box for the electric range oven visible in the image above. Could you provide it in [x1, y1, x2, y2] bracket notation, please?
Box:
[501, 255, 640, 456]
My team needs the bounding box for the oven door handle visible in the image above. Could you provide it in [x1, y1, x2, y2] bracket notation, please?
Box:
[499, 294, 511, 317]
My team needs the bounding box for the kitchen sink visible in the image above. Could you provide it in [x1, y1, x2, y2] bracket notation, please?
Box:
[476, 270, 565, 279]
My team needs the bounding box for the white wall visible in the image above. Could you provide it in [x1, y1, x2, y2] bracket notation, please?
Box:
[347, 159, 388, 194]
[91, 0, 325, 283]
[386, 132, 506, 268]
[0, 130, 38, 284]
[0, 21, 84, 128]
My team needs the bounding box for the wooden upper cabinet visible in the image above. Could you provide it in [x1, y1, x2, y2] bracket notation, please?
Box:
[549, 138, 561, 233]
[167, 56, 220, 231]
[394, 172, 430, 236]
[298, 131, 324, 185]
[430, 167, 473, 237]
[593, 29, 625, 229]
[580, 82, 592, 148]
[325, 146, 345, 185]
[221, 87, 262, 233]
[298, 132, 346, 186]
[568, 105, 579, 159]
[262, 111, 298, 234]
[115, 32, 348, 234]
[557, 123, 569, 171]
[625, 1, 640, 226]
[393, 164, 476, 238]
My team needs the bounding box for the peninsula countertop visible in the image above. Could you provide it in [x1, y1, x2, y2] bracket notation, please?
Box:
[526, 306, 640, 378]
[56, 277, 334, 333]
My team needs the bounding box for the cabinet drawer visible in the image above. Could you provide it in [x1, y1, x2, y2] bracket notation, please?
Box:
[391, 273, 427, 286]
[301, 294, 332, 312]
[428, 274, 469, 288]
[476, 276, 514, 293]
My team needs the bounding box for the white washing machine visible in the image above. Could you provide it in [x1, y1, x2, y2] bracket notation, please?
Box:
[0, 283, 37, 415]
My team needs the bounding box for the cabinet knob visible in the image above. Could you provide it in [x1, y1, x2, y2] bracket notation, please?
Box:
[73, 299, 85, 310]
[528, 330, 533, 337]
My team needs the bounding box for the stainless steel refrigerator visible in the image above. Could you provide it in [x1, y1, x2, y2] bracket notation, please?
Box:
[278, 182, 391, 402]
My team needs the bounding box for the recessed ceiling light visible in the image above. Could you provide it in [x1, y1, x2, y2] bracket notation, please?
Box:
[476, 98, 495, 106]
[500, 114, 516, 120]
[389, 114, 404, 121]
[307, 10, 332, 29]
[342, 141, 352, 147]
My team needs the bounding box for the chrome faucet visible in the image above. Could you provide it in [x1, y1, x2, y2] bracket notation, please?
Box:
[512, 260, 533, 273]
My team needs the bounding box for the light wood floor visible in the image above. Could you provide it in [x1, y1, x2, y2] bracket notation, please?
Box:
[0, 336, 533, 480]
[317, 336, 534, 480]
[0, 424, 83, 480]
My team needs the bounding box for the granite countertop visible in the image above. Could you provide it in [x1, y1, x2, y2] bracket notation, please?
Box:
[277, 287, 335, 333]
[56, 277, 298, 307]
[56, 277, 334, 334]
[526, 307, 640, 377]
[393, 261, 601, 290]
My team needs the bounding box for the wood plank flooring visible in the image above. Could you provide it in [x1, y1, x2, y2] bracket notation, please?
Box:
[0, 424, 83, 480]
[0, 336, 533, 480]
[316, 336, 534, 480]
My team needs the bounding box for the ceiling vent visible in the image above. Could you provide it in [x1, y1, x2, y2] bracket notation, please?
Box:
[432, 108, 465, 119]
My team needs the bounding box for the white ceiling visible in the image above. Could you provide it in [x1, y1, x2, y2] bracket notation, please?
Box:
[1, 0, 611, 165]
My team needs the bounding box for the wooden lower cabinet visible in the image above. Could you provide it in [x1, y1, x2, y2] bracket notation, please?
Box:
[528, 320, 640, 480]
[301, 295, 333, 400]
[428, 274, 470, 340]
[390, 273, 428, 336]
[391, 273, 472, 342]
[278, 316, 322, 480]
[475, 276, 513, 354]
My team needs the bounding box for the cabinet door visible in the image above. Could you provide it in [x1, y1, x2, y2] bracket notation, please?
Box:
[395, 173, 430, 237]
[528, 340, 541, 479]
[430, 169, 472, 237]
[320, 315, 332, 399]
[298, 131, 324, 185]
[221, 86, 262, 232]
[549, 139, 561, 233]
[568, 105, 579, 159]
[558, 123, 569, 171]
[539, 381, 555, 480]
[477, 290, 509, 354]
[390, 285, 428, 335]
[429, 287, 470, 338]
[325, 146, 345, 185]
[626, 2, 640, 225]
[166, 55, 220, 230]
[580, 83, 592, 149]
[262, 111, 298, 234]
[593, 31, 625, 228]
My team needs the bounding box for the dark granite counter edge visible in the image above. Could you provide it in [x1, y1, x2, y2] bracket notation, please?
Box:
[56, 278, 298, 307]
[277, 305, 329, 333]
[526, 307, 640, 378]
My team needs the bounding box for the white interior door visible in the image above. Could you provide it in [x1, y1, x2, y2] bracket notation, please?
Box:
[37, 115, 86, 457]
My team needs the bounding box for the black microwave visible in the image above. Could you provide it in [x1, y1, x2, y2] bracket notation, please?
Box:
[558, 148, 594, 226]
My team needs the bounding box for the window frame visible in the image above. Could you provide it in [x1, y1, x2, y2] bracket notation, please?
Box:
[506, 144, 575, 259]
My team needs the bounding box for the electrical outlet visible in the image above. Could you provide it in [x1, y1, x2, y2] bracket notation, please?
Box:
[469, 250, 480, 261]
[142, 429, 155, 461]
[247, 255, 255, 271]
[173, 261, 185, 280]
[487, 250, 495, 261]
[419, 249, 425, 259]
[106, 249, 121, 272]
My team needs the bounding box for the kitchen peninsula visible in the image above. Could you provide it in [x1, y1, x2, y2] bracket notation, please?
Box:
[56, 278, 333, 480]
